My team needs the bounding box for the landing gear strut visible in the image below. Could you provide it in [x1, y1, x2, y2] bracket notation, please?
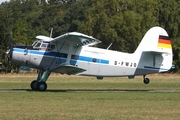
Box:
[143, 75, 150, 84]
[30, 70, 51, 91]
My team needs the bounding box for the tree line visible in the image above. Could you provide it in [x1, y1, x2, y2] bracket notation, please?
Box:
[0, 0, 180, 71]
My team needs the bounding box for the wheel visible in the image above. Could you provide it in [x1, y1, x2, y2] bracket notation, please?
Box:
[144, 78, 150, 84]
[30, 80, 38, 90]
[37, 82, 47, 91]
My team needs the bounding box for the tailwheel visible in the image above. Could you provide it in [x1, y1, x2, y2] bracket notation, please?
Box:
[143, 78, 150, 84]
[30, 80, 38, 90]
[37, 82, 47, 91]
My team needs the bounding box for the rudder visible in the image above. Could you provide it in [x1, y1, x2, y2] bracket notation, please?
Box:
[134, 26, 173, 72]
[135, 26, 172, 55]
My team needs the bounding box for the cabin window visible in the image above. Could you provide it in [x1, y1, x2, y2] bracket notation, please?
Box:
[114, 61, 117, 65]
[50, 45, 55, 49]
[93, 58, 96, 62]
[62, 54, 68, 58]
[134, 63, 137, 67]
[56, 53, 68, 58]
[121, 62, 123, 66]
[71, 55, 79, 60]
[47, 44, 55, 50]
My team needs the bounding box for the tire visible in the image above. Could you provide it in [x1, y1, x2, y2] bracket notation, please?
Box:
[37, 82, 47, 91]
[30, 80, 38, 90]
[144, 78, 150, 84]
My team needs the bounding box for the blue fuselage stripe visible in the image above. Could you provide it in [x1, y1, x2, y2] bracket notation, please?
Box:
[13, 48, 109, 65]
[70, 60, 77, 65]
[144, 66, 168, 71]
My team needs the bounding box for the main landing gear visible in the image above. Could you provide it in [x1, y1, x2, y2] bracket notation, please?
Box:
[143, 75, 150, 84]
[30, 70, 51, 91]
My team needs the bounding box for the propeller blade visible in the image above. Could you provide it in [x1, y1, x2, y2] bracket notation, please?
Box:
[5, 32, 13, 73]
[8, 31, 12, 48]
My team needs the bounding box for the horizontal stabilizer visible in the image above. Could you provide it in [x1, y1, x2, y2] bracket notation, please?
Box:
[51, 64, 86, 75]
[142, 50, 172, 55]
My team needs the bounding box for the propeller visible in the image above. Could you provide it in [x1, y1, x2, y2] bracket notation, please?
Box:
[5, 31, 13, 73]
[9, 31, 12, 48]
[6, 32, 13, 58]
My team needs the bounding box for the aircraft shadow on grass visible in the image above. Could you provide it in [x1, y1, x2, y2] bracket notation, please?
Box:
[9, 89, 180, 93]
[11, 89, 150, 92]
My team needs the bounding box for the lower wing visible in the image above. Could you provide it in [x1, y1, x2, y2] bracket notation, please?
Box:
[51, 65, 86, 75]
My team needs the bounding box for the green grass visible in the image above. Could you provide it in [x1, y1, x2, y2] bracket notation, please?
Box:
[0, 74, 180, 120]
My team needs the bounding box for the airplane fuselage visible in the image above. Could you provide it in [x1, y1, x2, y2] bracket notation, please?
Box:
[11, 44, 170, 78]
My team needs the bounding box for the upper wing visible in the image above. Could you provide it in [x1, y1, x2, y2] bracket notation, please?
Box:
[36, 35, 54, 42]
[51, 32, 101, 47]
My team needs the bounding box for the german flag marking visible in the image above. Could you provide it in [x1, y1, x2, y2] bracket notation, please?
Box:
[158, 43, 171, 48]
[158, 39, 171, 44]
[158, 35, 171, 49]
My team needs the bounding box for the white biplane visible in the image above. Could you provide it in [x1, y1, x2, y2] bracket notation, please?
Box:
[6, 26, 173, 91]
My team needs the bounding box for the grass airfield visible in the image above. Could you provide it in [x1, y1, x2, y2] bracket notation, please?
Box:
[0, 73, 180, 120]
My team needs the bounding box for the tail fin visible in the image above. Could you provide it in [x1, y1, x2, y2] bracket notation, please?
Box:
[135, 26, 173, 72]
[135, 26, 172, 55]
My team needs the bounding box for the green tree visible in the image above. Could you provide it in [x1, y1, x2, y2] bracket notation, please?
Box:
[0, 0, 180, 71]
[79, 0, 159, 52]
[158, 0, 180, 70]
[13, 18, 28, 44]
[158, 0, 180, 38]
[0, 3, 14, 64]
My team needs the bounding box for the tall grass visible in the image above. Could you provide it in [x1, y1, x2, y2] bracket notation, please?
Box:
[0, 74, 180, 120]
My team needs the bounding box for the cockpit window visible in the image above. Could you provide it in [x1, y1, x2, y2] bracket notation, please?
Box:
[32, 41, 37, 46]
[41, 43, 47, 48]
[35, 42, 41, 48]
[32, 40, 55, 50]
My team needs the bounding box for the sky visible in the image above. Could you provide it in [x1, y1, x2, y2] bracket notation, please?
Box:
[0, 0, 10, 4]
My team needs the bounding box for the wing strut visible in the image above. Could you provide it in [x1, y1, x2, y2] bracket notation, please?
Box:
[47, 41, 66, 70]
[106, 43, 113, 50]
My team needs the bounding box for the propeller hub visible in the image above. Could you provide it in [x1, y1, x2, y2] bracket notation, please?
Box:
[6, 49, 10, 55]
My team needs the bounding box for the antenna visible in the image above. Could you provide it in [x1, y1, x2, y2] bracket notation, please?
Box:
[50, 28, 53, 40]
[106, 43, 113, 50]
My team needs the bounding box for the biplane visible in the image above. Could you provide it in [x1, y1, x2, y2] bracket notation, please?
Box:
[6, 26, 173, 91]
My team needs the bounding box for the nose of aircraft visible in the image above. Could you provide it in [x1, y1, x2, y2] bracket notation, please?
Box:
[5, 49, 12, 69]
